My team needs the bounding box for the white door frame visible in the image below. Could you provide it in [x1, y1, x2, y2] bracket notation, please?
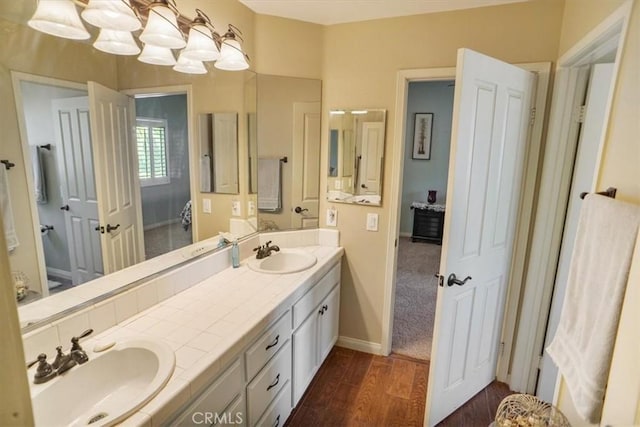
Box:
[10, 71, 89, 297]
[382, 61, 551, 383]
[122, 85, 197, 242]
[508, 0, 633, 395]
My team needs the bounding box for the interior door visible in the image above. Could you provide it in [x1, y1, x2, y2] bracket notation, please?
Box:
[426, 49, 535, 425]
[291, 102, 320, 229]
[213, 112, 239, 194]
[52, 97, 104, 284]
[359, 122, 384, 195]
[88, 82, 144, 273]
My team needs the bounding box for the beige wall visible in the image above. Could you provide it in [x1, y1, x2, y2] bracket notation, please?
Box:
[321, 0, 565, 344]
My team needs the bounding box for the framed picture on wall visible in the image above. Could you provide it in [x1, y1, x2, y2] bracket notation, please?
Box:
[412, 113, 433, 160]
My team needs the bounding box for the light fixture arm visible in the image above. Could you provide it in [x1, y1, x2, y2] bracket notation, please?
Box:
[190, 8, 222, 45]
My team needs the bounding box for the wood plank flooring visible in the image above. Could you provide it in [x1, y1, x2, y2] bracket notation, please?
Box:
[285, 346, 513, 427]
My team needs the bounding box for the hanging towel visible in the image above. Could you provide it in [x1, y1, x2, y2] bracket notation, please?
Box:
[546, 194, 640, 423]
[200, 154, 212, 193]
[180, 200, 192, 231]
[257, 158, 281, 212]
[32, 146, 47, 204]
[0, 165, 19, 251]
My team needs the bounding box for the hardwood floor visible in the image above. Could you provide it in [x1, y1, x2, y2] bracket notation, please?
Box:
[286, 346, 513, 427]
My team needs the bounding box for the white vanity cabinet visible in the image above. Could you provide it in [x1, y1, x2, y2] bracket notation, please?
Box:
[292, 263, 341, 405]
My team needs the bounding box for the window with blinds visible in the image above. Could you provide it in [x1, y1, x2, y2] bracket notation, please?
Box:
[136, 118, 169, 186]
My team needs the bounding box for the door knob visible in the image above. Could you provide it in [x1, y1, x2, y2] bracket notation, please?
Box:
[94, 226, 104, 234]
[294, 206, 308, 214]
[361, 184, 368, 189]
[106, 223, 120, 233]
[447, 273, 472, 287]
[60, 205, 70, 211]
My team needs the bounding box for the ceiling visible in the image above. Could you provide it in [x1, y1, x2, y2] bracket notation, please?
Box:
[238, 0, 530, 26]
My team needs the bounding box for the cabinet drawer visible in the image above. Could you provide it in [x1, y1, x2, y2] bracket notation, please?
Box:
[214, 394, 246, 427]
[246, 342, 292, 426]
[172, 358, 243, 426]
[246, 310, 291, 381]
[254, 382, 292, 427]
[292, 263, 340, 329]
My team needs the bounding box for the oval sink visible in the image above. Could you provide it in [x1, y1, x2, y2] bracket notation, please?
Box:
[31, 338, 175, 427]
[248, 249, 317, 274]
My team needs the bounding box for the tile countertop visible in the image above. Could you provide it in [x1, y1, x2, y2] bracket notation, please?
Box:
[69, 245, 343, 427]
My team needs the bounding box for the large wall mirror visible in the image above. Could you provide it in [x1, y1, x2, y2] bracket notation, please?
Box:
[327, 109, 386, 205]
[0, 2, 320, 331]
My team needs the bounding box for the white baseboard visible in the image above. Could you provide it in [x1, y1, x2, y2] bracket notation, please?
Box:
[144, 218, 181, 231]
[399, 231, 412, 238]
[46, 267, 71, 280]
[336, 336, 383, 355]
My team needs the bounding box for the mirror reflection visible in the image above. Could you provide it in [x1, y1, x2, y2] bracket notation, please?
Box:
[199, 112, 239, 194]
[327, 109, 386, 205]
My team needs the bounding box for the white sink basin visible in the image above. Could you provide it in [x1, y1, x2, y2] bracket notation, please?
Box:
[31, 339, 175, 427]
[247, 249, 317, 274]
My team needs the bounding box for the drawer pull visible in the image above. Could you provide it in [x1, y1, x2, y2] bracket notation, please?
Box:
[267, 373, 280, 391]
[273, 414, 280, 427]
[265, 335, 280, 351]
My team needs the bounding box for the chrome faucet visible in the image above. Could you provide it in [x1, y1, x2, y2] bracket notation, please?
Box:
[253, 240, 280, 259]
[26, 328, 93, 384]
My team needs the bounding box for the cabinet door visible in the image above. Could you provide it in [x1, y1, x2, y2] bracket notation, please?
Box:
[318, 285, 340, 363]
[292, 311, 319, 405]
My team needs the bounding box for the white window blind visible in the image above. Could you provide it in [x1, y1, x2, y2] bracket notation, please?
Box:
[136, 118, 169, 186]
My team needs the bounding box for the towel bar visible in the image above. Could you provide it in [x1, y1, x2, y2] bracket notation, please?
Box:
[280, 156, 288, 163]
[579, 187, 617, 200]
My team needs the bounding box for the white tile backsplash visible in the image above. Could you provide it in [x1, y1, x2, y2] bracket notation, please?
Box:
[114, 291, 138, 323]
[88, 302, 117, 335]
[136, 282, 159, 312]
[22, 325, 59, 362]
[55, 310, 90, 344]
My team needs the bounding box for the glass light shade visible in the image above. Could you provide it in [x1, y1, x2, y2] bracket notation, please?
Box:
[138, 44, 176, 66]
[94, 29, 140, 55]
[214, 39, 249, 71]
[28, 0, 90, 40]
[139, 4, 186, 49]
[181, 25, 220, 61]
[173, 54, 207, 74]
[81, 0, 141, 32]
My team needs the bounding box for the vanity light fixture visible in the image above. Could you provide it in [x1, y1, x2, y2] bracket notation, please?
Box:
[329, 110, 346, 115]
[27, 0, 250, 74]
[351, 110, 368, 115]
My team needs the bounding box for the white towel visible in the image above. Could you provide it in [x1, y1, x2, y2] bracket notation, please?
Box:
[32, 146, 47, 204]
[0, 165, 19, 251]
[546, 194, 640, 423]
[257, 158, 281, 212]
[200, 155, 212, 193]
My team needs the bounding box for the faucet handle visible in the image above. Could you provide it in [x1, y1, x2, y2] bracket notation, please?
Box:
[70, 328, 94, 351]
[27, 353, 57, 384]
[265, 240, 272, 247]
[253, 245, 262, 252]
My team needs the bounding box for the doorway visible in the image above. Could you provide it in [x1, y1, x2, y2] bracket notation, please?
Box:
[392, 80, 455, 361]
[133, 93, 193, 259]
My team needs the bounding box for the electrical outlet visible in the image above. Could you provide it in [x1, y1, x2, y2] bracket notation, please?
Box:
[248, 200, 255, 216]
[231, 200, 241, 217]
[326, 207, 337, 227]
[366, 213, 378, 231]
[202, 199, 211, 214]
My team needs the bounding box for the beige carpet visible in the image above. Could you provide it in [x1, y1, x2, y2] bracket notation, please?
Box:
[144, 221, 193, 260]
[392, 237, 441, 360]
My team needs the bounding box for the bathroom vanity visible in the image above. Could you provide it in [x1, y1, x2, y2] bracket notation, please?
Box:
[22, 229, 343, 427]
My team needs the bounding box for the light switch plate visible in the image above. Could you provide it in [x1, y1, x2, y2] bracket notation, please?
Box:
[326, 207, 337, 227]
[202, 199, 211, 214]
[248, 200, 255, 216]
[366, 213, 379, 231]
[231, 200, 241, 217]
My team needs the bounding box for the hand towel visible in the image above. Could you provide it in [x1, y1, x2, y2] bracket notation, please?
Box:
[0, 165, 19, 251]
[257, 158, 281, 212]
[180, 200, 192, 231]
[200, 154, 212, 193]
[546, 194, 640, 423]
[32, 146, 48, 204]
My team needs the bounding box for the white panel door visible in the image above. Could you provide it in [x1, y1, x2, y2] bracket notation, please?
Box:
[213, 112, 239, 194]
[359, 122, 384, 195]
[291, 102, 321, 229]
[426, 49, 535, 426]
[318, 285, 340, 363]
[52, 97, 104, 284]
[536, 63, 615, 402]
[88, 82, 144, 273]
[292, 311, 319, 405]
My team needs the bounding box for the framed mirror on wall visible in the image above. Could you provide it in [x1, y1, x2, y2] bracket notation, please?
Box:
[327, 109, 386, 206]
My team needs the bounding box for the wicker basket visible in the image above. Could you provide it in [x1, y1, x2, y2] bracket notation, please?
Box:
[495, 394, 570, 427]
